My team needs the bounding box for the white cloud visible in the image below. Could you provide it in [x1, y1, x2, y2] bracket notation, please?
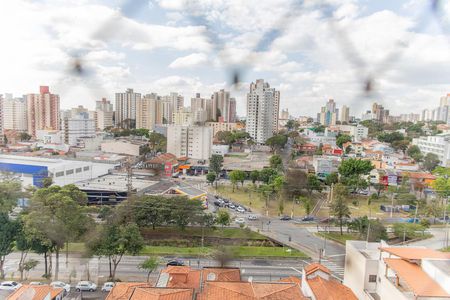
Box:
[169, 53, 209, 68]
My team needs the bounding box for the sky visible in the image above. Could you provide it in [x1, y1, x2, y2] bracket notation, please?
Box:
[0, 0, 449, 118]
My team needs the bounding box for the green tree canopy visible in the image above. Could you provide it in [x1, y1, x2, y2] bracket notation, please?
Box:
[407, 145, 423, 162]
[423, 153, 440, 171]
[0, 179, 23, 213]
[216, 209, 231, 229]
[250, 170, 260, 184]
[330, 183, 351, 235]
[336, 134, 352, 149]
[0, 213, 19, 279]
[139, 256, 160, 282]
[209, 155, 224, 175]
[229, 170, 246, 191]
[258, 168, 278, 184]
[206, 172, 217, 186]
[269, 154, 283, 170]
[265, 134, 288, 152]
[338, 158, 374, 177]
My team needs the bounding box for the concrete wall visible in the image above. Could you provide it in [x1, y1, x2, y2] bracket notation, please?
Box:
[101, 141, 142, 156]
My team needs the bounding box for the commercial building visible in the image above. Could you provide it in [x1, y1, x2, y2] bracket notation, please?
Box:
[63, 113, 96, 146]
[246, 79, 280, 144]
[26, 86, 60, 137]
[167, 125, 212, 160]
[2, 94, 27, 132]
[101, 139, 148, 156]
[95, 98, 113, 130]
[412, 133, 450, 167]
[136, 93, 157, 130]
[0, 154, 113, 187]
[206, 121, 238, 137]
[344, 241, 450, 300]
[115, 88, 141, 129]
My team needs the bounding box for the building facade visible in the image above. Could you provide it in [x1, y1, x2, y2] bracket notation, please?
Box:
[136, 93, 157, 130]
[115, 88, 141, 129]
[2, 94, 27, 132]
[63, 114, 96, 146]
[167, 125, 212, 160]
[412, 134, 450, 167]
[26, 86, 60, 137]
[246, 79, 280, 144]
[206, 122, 238, 138]
[95, 98, 113, 130]
[341, 105, 350, 123]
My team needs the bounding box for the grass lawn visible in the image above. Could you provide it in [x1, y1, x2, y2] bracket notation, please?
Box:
[211, 184, 307, 217]
[67, 243, 307, 258]
[441, 246, 450, 252]
[316, 232, 361, 245]
[141, 227, 265, 240]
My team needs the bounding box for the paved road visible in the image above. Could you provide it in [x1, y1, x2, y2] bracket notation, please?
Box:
[407, 227, 449, 249]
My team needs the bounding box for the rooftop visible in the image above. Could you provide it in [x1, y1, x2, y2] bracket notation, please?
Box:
[75, 174, 158, 192]
[7, 285, 63, 300]
[307, 276, 358, 300]
[384, 258, 450, 298]
[380, 247, 450, 260]
[0, 154, 90, 170]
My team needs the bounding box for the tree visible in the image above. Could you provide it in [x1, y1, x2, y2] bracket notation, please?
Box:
[169, 197, 204, 230]
[347, 216, 387, 241]
[212, 246, 234, 268]
[306, 174, 322, 195]
[139, 257, 160, 282]
[265, 134, 288, 152]
[259, 168, 278, 185]
[282, 168, 307, 198]
[325, 172, 339, 186]
[0, 213, 18, 279]
[229, 170, 246, 191]
[87, 222, 144, 281]
[216, 209, 231, 229]
[148, 132, 167, 153]
[377, 131, 404, 144]
[423, 153, 440, 172]
[269, 155, 283, 170]
[0, 179, 23, 213]
[206, 172, 216, 186]
[250, 170, 260, 184]
[25, 185, 91, 279]
[285, 119, 297, 131]
[330, 184, 351, 235]
[15, 220, 32, 281]
[209, 155, 223, 175]
[392, 139, 410, 153]
[311, 125, 325, 133]
[407, 145, 423, 162]
[20, 132, 32, 141]
[41, 177, 53, 188]
[336, 134, 352, 149]
[299, 196, 312, 216]
[338, 159, 374, 177]
[23, 259, 39, 280]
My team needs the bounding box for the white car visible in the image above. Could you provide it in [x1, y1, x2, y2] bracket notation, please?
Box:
[101, 282, 115, 292]
[50, 281, 71, 293]
[236, 206, 245, 213]
[247, 214, 258, 220]
[235, 217, 245, 224]
[0, 281, 22, 291]
[76, 281, 97, 292]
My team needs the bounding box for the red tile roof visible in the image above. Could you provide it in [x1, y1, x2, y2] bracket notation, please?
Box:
[307, 276, 357, 300]
[129, 287, 194, 300]
[105, 283, 152, 300]
[384, 258, 450, 298]
[162, 266, 201, 290]
[305, 263, 331, 276]
[202, 268, 241, 283]
[198, 281, 305, 300]
[7, 285, 63, 300]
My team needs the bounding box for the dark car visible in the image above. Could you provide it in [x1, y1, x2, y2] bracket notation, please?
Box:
[213, 201, 223, 207]
[166, 260, 184, 266]
[280, 215, 292, 221]
[302, 216, 315, 222]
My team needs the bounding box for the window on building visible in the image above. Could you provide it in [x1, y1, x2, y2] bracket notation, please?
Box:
[76, 168, 82, 173]
[83, 166, 90, 171]
[369, 275, 377, 282]
[66, 169, 74, 175]
[55, 171, 64, 177]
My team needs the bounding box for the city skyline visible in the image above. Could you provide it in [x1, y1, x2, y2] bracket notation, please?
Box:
[0, 1, 449, 117]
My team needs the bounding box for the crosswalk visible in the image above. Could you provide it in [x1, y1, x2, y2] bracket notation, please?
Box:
[319, 259, 345, 280]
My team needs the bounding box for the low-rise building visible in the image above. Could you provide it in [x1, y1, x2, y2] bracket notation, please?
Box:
[412, 134, 450, 167]
[205, 122, 238, 137]
[344, 241, 450, 300]
[7, 284, 64, 300]
[101, 139, 148, 156]
[304, 129, 337, 147]
[312, 155, 341, 179]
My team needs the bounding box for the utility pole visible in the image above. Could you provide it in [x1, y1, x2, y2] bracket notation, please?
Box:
[291, 196, 295, 219]
[390, 192, 394, 218]
[126, 158, 133, 196]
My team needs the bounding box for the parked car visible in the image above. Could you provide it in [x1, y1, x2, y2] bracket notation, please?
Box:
[75, 281, 97, 292]
[50, 281, 71, 293]
[280, 215, 292, 221]
[406, 218, 420, 223]
[302, 216, 315, 222]
[213, 201, 222, 207]
[0, 281, 22, 291]
[229, 204, 236, 210]
[101, 282, 115, 292]
[247, 214, 258, 220]
[166, 259, 184, 266]
[236, 206, 245, 213]
[235, 217, 245, 224]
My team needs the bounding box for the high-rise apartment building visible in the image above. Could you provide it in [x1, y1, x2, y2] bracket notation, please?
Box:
[172, 107, 193, 126]
[167, 125, 212, 160]
[95, 98, 113, 130]
[341, 105, 350, 123]
[27, 86, 60, 137]
[2, 94, 27, 132]
[136, 93, 158, 130]
[115, 88, 141, 129]
[318, 99, 338, 126]
[211, 89, 237, 123]
[0, 94, 3, 138]
[372, 102, 389, 123]
[160, 92, 184, 124]
[190, 93, 209, 123]
[421, 109, 430, 121]
[280, 109, 289, 120]
[246, 79, 280, 144]
[440, 94, 450, 107]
